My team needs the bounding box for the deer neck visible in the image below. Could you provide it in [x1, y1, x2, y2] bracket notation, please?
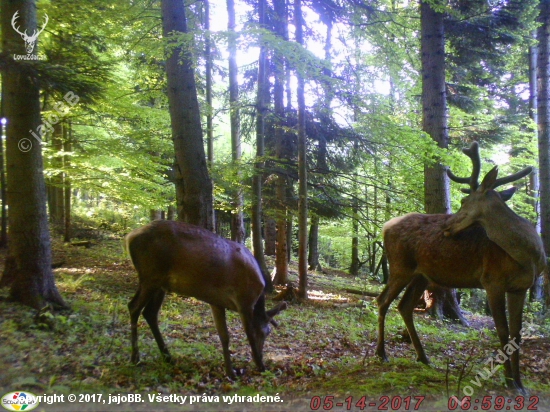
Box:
[479, 201, 544, 270]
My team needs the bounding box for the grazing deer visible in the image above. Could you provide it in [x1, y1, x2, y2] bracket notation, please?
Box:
[126, 220, 287, 378]
[376, 142, 546, 392]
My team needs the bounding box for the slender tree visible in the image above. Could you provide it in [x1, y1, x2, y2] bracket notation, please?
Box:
[538, 0, 550, 262]
[251, 0, 270, 279]
[227, 0, 245, 243]
[204, 0, 214, 166]
[0, 0, 66, 309]
[272, 0, 289, 285]
[161, 0, 214, 229]
[295, 0, 308, 299]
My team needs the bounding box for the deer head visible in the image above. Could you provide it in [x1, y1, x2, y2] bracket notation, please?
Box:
[11, 11, 49, 54]
[444, 142, 532, 236]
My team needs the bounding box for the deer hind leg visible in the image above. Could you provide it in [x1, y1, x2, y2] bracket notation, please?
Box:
[376, 273, 415, 361]
[397, 275, 429, 364]
[485, 288, 515, 389]
[507, 290, 527, 394]
[129, 285, 158, 364]
[142, 289, 171, 363]
[211, 304, 236, 379]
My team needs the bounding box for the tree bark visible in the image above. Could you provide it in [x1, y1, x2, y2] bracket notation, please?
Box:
[421, 1, 450, 215]
[161, 0, 214, 230]
[295, 0, 308, 299]
[538, 0, 550, 260]
[251, 0, 269, 279]
[63, 123, 71, 243]
[227, 0, 245, 243]
[272, 0, 288, 285]
[204, 0, 214, 166]
[308, 215, 321, 271]
[420, 1, 464, 323]
[0, 90, 7, 248]
[264, 216, 276, 256]
[0, 0, 66, 309]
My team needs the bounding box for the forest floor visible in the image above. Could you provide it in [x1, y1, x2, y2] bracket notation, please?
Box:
[1, 237, 550, 411]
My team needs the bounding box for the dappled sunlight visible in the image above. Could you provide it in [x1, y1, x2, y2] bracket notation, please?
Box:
[307, 289, 348, 303]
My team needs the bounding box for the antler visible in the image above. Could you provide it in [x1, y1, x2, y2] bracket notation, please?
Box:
[11, 11, 27, 37]
[493, 166, 533, 189]
[447, 141, 533, 193]
[35, 14, 49, 37]
[447, 142, 481, 192]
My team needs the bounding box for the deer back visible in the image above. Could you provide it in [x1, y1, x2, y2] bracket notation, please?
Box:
[126, 220, 266, 311]
[383, 213, 528, 289]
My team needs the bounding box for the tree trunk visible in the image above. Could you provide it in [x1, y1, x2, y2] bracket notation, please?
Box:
[420, 1, 464, 323]
[538, 0, 550, 262]
[0, 90, 7, 248]
[161, 0, 214, 230]
[264, 216, 276, 256]
[308, 215, 321, 271]
[251, 0, 269, 279]
[63, 123, 71, 243]
[423, 286, 469, 326]
[0, 0, 66, 309]
[226, 0, 245, 243]
[295, 0, 307, 299]
[421, 1, 451, 214]
[150, 210, 162, 221]
[272, 0, 288, 285]
[204, 0, 214, 166]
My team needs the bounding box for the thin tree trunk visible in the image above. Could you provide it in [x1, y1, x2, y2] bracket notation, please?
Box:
[63, 123, 71, 243]
[227, 0, 245, 243]
[251, 0, 269, 279]
[308, 215, 321, 271]
[0, 0, 66, 309]
[0, 91, 7, 248]
[264, 216, 276, 256]
[204, 0, 214, 166]
[295, 0, 307, 299]
[161, 0, 214, 230]
[272, 0, 288, 285]
[538, 0, 550, 258]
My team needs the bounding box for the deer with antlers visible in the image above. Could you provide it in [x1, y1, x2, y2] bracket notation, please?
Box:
[376, 142, 546, 392]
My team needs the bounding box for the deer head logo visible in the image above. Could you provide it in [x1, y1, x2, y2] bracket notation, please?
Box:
[11, 11, 49, 54]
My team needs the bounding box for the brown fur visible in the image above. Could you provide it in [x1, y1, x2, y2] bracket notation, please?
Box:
[126, 220, 286, 378]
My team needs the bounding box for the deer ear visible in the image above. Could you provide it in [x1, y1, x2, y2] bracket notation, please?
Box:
[479, 166, 499, 192]
[498, 187, 517, 202]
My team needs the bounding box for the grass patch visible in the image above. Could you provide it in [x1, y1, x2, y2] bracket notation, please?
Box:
[1, 239, 549, 409]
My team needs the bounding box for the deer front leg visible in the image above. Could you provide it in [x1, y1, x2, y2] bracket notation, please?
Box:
[397, 276, 430, 364]
[210, 305, 236, 379]
[485, 288, 515, 389]
[507, 290, 527, 394]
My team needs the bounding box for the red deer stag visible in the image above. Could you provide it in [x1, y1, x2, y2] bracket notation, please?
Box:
[376, 142, 546, 392]
[126, 220, 287, 378]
